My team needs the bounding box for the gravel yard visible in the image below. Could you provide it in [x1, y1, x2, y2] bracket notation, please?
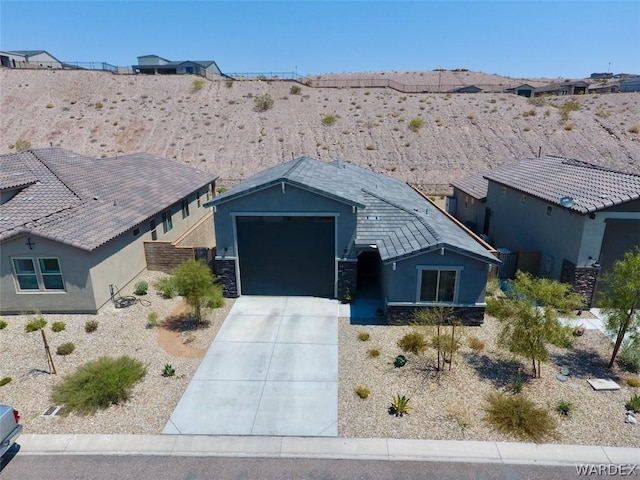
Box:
[1, 278, 638, 447]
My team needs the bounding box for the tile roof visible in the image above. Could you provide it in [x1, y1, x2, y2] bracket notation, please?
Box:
[0, 148, 217, 251]
[208, 157, 498, 264]
[483, 155, 640, 214]
[451, 173, 488, 200]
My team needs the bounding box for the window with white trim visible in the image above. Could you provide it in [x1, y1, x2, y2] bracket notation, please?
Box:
[12, 257, 65, 292]
[418, 269, 459, 303]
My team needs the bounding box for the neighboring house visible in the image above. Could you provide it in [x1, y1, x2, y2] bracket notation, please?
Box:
[588, 82, 619, 94]
[0, 148, 217, 314]
[481, 156, 640, 307]
[506, 84, 536, 97]
[451, 85, 482, 94]
[206, 157, 499, 324]
[534, 81, 589, 96]
[0, 50, 62, 69]
[132, 54, 224, 78]
[448, 173, 489, 236]
[619, 77, 640, 93]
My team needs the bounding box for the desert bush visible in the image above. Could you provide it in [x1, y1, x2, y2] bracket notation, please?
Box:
[134, 280, 149, 295]
[162, 364, 176, 377]
[390, 394, 412, 417]
[527, 97, 546, 107]
[368, 348, 380, 358]
[95, 101, 103, 109]
[321, 113, 337, 125]
[358, 332, 370, 341]
[627, 394, 640, 413]
[254, 94, 274, 112]
[25, 317, 47, 333]
[398, 331, 427, 354]
[560, 100, 581, 113]
[486, 277, 501, 297]
[192, 79, 205, 91]
[147, 311, 159, 328]
[484, 393, 555, 442]
[56, 342, 75, 356]
[628, 125, 640, 134]
[85, 320, 99, 333]
[13, 139, 32, 151]
[508, 376, 524, 394]
[51, 321, 66, 332]
[289, 85, 302, 95]
[564, 122, 576, 131]
[355, 386, 370, 399]
[46, 103, 54, 108]
[154, 276, 179, 298]
[408, 117, 424, 132]
[366, 144, 376, 151]
[225, 79, 233, 88]
[555, 399, 573, 416]
[624, 376, 640, 388]
[51, 356, 147, 415]
[618, 339, 640, 373]
[0, 376, 11, 387]
[468, 336, 485, 351]
[0, 320, 7, 329]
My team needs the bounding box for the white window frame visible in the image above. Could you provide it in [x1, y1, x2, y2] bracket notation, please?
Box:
[12, 256, 66, 293]
[416, 266, 463, 304]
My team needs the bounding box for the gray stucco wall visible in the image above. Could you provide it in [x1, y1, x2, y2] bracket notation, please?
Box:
[486, 183, 586, 279]
[452, 187, 486, 234]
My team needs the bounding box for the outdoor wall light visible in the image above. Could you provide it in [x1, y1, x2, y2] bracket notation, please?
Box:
[392, 262, 397, 271]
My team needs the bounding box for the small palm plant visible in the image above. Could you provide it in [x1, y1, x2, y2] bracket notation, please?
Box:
[390, 394, 412, 417]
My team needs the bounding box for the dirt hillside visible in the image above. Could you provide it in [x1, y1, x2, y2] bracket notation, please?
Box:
[1, 68, 638, 190]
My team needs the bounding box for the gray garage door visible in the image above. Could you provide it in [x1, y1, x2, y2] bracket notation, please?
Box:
[595, 220, 640, 299]
[236, 216, 335, 297]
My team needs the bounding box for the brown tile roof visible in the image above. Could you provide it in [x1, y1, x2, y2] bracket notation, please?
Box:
[483, 155, 640, 214]
[0, 148, 217, 250]
[451, 173, 488, 200]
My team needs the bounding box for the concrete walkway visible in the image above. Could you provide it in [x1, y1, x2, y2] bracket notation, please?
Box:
[14, 434, 640, 466]
[163, 296, 338, 437]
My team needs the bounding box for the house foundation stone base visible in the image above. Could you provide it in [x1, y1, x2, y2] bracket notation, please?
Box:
[337, 260, 357, 301]
[215, 258, 238, 298]
[386, 305, 485, 326]
[560, 259, 599, 308]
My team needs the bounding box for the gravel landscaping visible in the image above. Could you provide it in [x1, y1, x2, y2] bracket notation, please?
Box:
[1, 277, 638, 447]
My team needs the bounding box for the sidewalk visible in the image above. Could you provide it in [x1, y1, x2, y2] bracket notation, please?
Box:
[14, 434, 640, 466]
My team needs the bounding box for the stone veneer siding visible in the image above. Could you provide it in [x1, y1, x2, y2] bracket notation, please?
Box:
[337, 260, 357, 301]
[560, 259, 599, 308]
[215, 258, 238, 297]
[386, 305, 486, 326]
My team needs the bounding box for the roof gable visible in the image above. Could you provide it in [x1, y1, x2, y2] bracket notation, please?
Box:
[451, 173, 488, 200]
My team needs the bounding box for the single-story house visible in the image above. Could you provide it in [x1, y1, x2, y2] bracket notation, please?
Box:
[132, 54, 224, 78]
[0, 50, 62, 69]
[619, 77, 640, 93]
[448, 173, 489, 236]
[534, 81, 589, 96]
[0, 148, 218, 314]
[480, 155, 640, 306]
[205, 157, 499, 324]
[506, 84, 536, 97]
[588, 82, 619, 94]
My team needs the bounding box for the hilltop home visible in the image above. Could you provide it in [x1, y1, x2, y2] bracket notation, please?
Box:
[534, 81, 589, 96]
[473, 156, 640, 306]
[206, 157, 499, 324]
[0, 50, 62, 69]
[132, 54, 224, 78]
[0, 148, 217, 314]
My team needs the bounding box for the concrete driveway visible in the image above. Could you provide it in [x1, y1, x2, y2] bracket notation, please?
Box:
[163, 296, 338, 437]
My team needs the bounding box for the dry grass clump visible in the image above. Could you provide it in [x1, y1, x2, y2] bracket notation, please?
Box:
[484, 393, 556, 442]
[397, 331, 428, 354]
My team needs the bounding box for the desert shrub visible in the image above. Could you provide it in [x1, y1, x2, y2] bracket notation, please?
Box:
[134, 280, 149, 295]
[0, 377, 11, 386]
[394, 355, 407, 368]
[51, 321, 66, 333]
[508, 376, 524, 394]
[408, 117, 424, 132]
[192, 79, 205, 91]
[46, 103, 54, 108]
[468, 336, 485, 351]
[254, 94, 274, 112]
[618, 339, 640, 373]
[366, 144, 376, 151]
[162, 364, 176, 377]
[25, 317, 47, 333]
[486, 277, 501, 297]
[628, 125, 640, 134]
[358, 332, 370, 341]
[484, 393, 555, 442]
[147, 311, 159, 328]
[154, 276, 179, 298]
[527, 97, 546, 107]
[94, 101, 103, 109]
[397, 331, 427, 354]
[555, 399, 573, 416]
[321, 113, 337, 125]
[225, 79, 233, 88]
[85, 320, 99, 333]
[51, 356, 147, 415]
[56, 342, 75, 356]
[390, 394, 412, 417]
[624, 376, 640, 388]
[0, 320, 7, 329]
[564, 122, 576, 131]
[355, 386, 370, 399]
[560, 100, 581, 113]
[13, 139, 31, 151]
[206, 283, 225, 309]
[627, 394, 640, 413]
[289, 85, 302, 95]
[368, 348, 380, 358]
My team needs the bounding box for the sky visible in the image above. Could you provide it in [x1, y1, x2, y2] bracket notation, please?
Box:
[0, 1, 638, 79]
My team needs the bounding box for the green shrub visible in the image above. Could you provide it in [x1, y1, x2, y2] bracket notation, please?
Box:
[289, 85, 302, 95]
[56, 342, 75, 356]
[358, 332, 370, 341]
[254, 94, 274, 112]
[85, 320, 99, 333]
[51, 321, 66, 333]
[355, 386, 370, 399]
[627, 394, 640, 413]
[394, 355, 407, 368]
[408, 117, 424, 132]
[192, 79, 205, 91]
[154, 276, 179, 299]
[486, 277, 501, 297]
[134, 280, 149, 296]
[13, 139, 32, 151]
[484, 393, 556, 442]
[618, 339, 640, 373]
[390, 394, 412, 417]
[397, 331, 427, 354]
[225, 79, 233, 88]
[321, 113, 337, 126]
[25, 317, 47, 333]
[0, 377, 11, 387]
[162, 364, 176, 377]
[560, 100, 581, 113]
[508, 376, 524, 394]
[555, 399, 573, 416]
[147, 311, 159, 328]
[51, 356, 147, 414]
[0, 320, 7, 329]
[368, 348, 380, 358]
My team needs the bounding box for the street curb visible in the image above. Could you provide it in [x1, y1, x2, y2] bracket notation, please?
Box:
[15, 435, 640, 467]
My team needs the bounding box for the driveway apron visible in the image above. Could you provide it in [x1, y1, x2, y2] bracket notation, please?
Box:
[163, 296, 338, 436]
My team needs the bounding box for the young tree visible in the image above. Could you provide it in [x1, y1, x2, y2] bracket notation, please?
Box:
[598, 249, 640, 369]
[487, 271, 582, 378]
[413, 307, 463, 371]
[172, 259, 223, 326]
